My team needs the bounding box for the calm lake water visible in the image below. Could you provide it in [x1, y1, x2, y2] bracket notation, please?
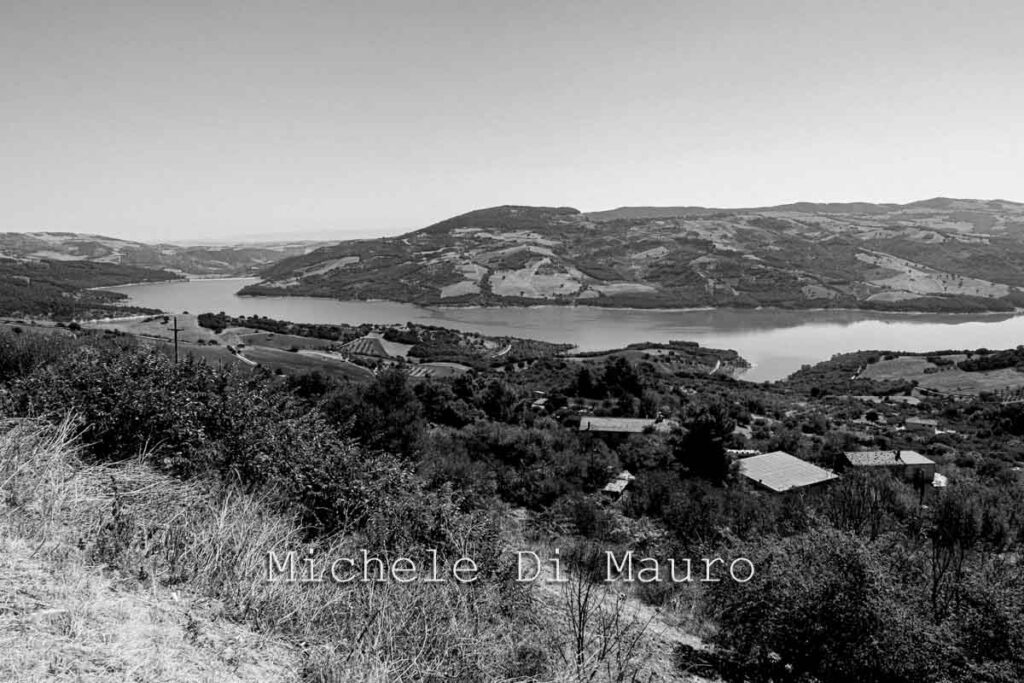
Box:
[102, 278, 1024, 382]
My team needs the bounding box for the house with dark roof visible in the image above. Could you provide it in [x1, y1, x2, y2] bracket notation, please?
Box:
[739, 451, 838, 494]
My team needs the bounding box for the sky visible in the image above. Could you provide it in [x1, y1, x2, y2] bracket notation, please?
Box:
[2, 0, 1023, 243]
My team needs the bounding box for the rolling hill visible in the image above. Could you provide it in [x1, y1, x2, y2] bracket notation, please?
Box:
[240, 198, 1024, 312]
[0, 232, 328, 277]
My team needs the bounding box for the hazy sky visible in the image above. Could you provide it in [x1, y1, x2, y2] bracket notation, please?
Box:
[3, 0, 1023, 243]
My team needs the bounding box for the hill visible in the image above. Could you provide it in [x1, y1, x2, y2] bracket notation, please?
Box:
[0, 259, 180, 319]
[240, 198, 1024, 312]
[0, 232, 328, 277]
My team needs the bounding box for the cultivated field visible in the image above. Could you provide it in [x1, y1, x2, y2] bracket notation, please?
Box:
[860, 353, 1024, 395]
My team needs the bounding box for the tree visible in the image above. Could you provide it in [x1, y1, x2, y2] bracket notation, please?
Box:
[674, 404, 736, 484]
[325, 369, 425, 460]
[602, 357, 642, 400]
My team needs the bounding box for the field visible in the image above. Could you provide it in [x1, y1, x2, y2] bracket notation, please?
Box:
[151, 341, 252, 369]
[78, 315, 379, 381]
[243, 346, 373, 381]
[860, 353, 1024, 395]
[82, 314, 219, 344]
[232, 329, 335, 352]
[857, 251, 1010, 298]
[489, 258, 584, 298]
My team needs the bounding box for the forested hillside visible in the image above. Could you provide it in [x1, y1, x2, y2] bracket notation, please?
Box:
[0, 260, 177, 318]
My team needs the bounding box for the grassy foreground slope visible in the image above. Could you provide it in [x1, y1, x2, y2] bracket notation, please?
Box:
[0, 421, 300, 681]
[0, 420, 703, 682]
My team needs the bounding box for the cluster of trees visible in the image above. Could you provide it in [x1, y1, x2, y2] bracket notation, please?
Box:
[958, 345, 1024, 372]
[196, 311, 367, 341]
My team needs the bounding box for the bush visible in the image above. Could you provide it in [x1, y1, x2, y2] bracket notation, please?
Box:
[7, 341, 413, 533]
[706, 528, 914, 682]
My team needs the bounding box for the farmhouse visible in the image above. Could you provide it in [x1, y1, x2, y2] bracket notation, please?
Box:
[843, 449, 937, 483]
[739, 451, 838, 494]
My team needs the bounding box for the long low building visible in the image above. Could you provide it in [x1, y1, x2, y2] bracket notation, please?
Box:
[578, 416, 676, 434]
[843, 449, 936, 482]
[740, 451, 838, 494]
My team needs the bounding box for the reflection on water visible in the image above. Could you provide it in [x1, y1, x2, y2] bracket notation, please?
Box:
[102, 278, 1024, 382]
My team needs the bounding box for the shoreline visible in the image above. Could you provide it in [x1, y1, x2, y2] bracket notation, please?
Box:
[95, 275, 256, 290]
[237, 290, 1023, 318]
[99, 277, 1024, 317]
[99, 277, 1024, 318]
[89, 277, 186, 290]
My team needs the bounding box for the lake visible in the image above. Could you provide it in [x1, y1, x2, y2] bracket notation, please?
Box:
[101, 278, 1024, 382]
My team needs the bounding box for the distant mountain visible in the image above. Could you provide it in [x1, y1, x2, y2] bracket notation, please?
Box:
[0, 232, 329, 276]
[238, 198, 1024, 313]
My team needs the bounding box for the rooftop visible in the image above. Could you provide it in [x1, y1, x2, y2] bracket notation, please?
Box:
[726, 448, 762, 458]
[844, 449, 935, 467]
[739, 451, 838, 493]
[602, 470, 636, 494]
[580, 417, 670, 433]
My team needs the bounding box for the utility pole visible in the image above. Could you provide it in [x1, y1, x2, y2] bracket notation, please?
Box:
[171, 316, 183, 363]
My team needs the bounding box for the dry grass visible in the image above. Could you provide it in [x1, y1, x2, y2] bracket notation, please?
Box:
[0, 418, 299, 681]
[0, 418, 695, 681]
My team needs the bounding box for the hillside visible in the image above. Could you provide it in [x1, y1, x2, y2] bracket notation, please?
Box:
[0, 232, 328, 277]
[0, 260, 179, 319]
[241, 198, 1024, 312]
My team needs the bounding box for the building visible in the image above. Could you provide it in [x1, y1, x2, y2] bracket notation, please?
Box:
[578, 416, 676, 434]
[843, 449, 937, 483]
[725, 448, 761, 458]
[739, 451, 838, 494]
[602, 470, 636, 500]
[579, 417, 653, 433]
